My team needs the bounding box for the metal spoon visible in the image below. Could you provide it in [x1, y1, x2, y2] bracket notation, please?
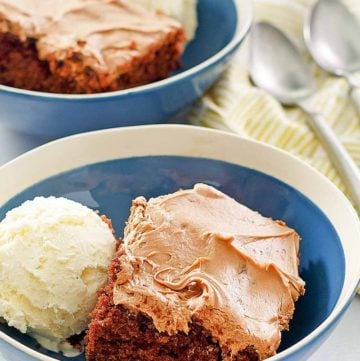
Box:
[304, 0, 360, 114]
[249, 22, 360, 208]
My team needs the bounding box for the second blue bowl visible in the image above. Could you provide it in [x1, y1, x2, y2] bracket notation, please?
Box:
[0, 0, 252, 138]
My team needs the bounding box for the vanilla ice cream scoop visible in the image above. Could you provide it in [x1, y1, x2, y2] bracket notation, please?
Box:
[133, 0, 198, 41]
[0, 197, 116, 355]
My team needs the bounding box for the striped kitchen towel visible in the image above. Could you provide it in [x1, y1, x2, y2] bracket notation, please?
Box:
[189, 0, 360, 205]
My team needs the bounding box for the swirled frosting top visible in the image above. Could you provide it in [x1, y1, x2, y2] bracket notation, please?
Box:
[113, 184, 305, 360]
[0, 0, 183, 72]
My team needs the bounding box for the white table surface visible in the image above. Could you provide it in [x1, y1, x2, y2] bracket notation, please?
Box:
[0, 125, 359, 361]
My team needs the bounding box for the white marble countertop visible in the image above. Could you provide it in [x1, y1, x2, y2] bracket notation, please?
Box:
[0, 125, 359, 361]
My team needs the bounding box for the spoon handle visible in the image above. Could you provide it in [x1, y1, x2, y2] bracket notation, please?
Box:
[298, 102, 360, 209]
[349, 87, 360, 118]
[345, 73, 360, 119]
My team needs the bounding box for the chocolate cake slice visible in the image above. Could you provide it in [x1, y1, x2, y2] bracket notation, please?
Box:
[86, 184, 305, 361]
[0, 0, 185, 94]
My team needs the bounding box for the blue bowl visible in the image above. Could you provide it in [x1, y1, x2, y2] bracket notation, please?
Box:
[0, 125, 359, 361]
[0, 0, 252, 138]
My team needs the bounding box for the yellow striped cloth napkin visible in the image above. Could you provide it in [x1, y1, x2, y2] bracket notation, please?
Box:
[189, 0, 360, 205]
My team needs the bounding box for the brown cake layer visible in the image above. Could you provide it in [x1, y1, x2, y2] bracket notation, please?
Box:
[86, 184, 305, 360]
[0, 0, 185, 94]
[85, 248, 260, 361]
[0, 29, 184, 94]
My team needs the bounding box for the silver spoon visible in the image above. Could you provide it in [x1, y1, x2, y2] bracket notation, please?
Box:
[249, 22, 360, 208]
[304, 0, 360, 114]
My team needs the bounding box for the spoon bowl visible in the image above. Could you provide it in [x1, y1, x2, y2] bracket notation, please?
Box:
[250, 22, 315, 105]
[304, 0, 360, 77]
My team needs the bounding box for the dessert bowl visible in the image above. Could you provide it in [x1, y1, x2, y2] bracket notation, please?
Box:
[0, 0, 252, 139]
[0, 124, 359, 361]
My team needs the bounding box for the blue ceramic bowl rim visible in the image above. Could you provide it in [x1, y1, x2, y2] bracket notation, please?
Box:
[0, 125, 359, 361]
[0, 0, 253, 101]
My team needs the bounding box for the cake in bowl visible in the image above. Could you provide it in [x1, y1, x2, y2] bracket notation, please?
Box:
[0, 1, 251, 138]
[86, 183, 305, 361]
[0, 0, 186, 93]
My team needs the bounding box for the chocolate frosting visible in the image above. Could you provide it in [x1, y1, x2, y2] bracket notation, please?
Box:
[113, 184, 305, 360]
[0, 0, 182, 74]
